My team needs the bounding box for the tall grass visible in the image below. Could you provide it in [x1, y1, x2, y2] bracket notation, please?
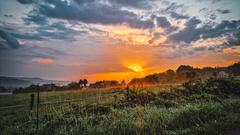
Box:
[3, 99, 240, 135]
[1, 78, 240, 135]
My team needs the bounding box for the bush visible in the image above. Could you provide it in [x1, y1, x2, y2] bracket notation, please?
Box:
[205, 77, 240, 96]
[181, 77, 240, 96]
[124, 89, 156, 105]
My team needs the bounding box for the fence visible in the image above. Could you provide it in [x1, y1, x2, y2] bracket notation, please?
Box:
[0, 88, 121, 134]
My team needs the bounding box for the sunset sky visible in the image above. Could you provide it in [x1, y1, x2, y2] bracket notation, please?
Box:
[0, 0, 240, 82]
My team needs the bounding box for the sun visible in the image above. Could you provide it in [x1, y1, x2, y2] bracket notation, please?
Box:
[128, 65, 143, 73]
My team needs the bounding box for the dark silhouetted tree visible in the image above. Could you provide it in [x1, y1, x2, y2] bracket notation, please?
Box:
[228, 62, 240, 76]
[68, 82, 79, 89]
[121, 80, 126, 86]
[83, 79, 88, 88]
[176, 65, 194, 74]
[78, 79, 83, 88]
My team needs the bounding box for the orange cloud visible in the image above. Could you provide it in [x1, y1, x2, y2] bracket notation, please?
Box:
[93, 24, 166, 46]
[32, 58, 54, 64]
[223, 46, 240, 57]
[191, 36, 227, 48]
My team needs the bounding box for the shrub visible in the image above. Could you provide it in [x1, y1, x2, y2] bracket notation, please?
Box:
[181, 77, 240, 96]
[124, 89, 156, 105]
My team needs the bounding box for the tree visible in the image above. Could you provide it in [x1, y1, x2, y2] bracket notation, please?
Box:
[176, 65, 194, 74]
[165, 69, 176, 83]
[121, 80, 126, 86]
[228, 62, 240, 76]
[78, 79, 83, 88]
[176, 65, 195, 80]
[83, 79, 88, 88]
[186, 71, 197, 80]
[68, 82, 79, 89]
[165, 69, 175, 76]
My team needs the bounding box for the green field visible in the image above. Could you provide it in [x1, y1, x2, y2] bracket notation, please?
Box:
[1, 78, 240, 135]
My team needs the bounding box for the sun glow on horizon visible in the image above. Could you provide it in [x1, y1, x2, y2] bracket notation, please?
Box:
[128, 65, 143, 73]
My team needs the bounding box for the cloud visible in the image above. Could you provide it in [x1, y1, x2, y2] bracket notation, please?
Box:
[217, 9, 231, 14]
[19, 0, 154, 29]
[0, 29, 20, 49]
[32, 58, 54, 64]
[223, 47, 240, 57]
[110, 0, 151, 9]
[223, 32, 240, 49]
[186, 17, 201, 27]
[7, 21, 86, 41]
[23, 10, 48, 25]
[168, 17, 202, 44]
[199, 8, 218, 20]
[11, 32, 43, 41]
[35, 22, 84, 41]
[16, 0, 35, 4]
[156, 16, 171, 28]
[170, 12, 189, 19]
[4, 14, 13, 18]
[168, 18, 240, 46]
[165, 18, 240, 58]
[24, 46, 66, 59]
[164, 2, 189, 19]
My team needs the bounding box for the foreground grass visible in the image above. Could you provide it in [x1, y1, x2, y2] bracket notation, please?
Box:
[1, 98, 240, 135]
[0, 88, 121, 107]
[1, 78, 240, 135]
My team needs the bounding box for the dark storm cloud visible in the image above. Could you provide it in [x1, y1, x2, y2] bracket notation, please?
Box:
[18, 0, 154, 29]
[20, 46, 66, 59]
[217, 9, 231, 14]
[162, 2, 189, 19]
[0, 29, 20, 49]
[199, 8, 218, 20]
[196, 0, 223, 4]
[186, 17, 201, 27]
[168, 18, 240, 45]
[11, 32, 43, 40]
[170, 12, 189, 19]
[39, 0, 154, 29]
[153, 15, 177, 33]
[226, 32, 240, 47]
[156, 16, 171, 28]
[23, 10, 48, 25]
[165, 2, 184, 12]
[110, 0, 151, 9]
[16, 0, 35, 4]
[4, 14, 13, 18]
[18, 0, 152, 8]
[35, 22, 87, 41]
[6, 21, 86, 42]
[168, 17, 202, 43]
[211, 0, 223, 4]
[15, 0, 240, 48]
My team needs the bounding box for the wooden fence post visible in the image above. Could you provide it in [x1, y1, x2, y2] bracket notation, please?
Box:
[30, 94, 34, 110]
[37, 88, 40, 131]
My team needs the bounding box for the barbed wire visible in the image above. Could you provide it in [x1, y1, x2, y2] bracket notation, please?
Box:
[0, 94, 113, 110]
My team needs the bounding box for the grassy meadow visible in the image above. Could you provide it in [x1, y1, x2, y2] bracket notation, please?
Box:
[1, 77, 240, 135]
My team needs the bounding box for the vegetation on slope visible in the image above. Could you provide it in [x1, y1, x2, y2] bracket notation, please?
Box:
[0, 77, 240, 135]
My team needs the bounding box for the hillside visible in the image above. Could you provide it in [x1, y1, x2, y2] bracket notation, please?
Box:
[0, 77, 32, 88]
[0, 76, 69, 89]
[129, 62, 240, 85]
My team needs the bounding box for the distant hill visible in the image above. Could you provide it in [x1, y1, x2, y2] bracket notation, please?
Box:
[129, 62, 240, 85]
[0, 76, 69, 88]
[0, 77, 31, 88]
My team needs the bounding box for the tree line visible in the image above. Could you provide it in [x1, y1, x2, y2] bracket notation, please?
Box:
[129, 62, 240, 85]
